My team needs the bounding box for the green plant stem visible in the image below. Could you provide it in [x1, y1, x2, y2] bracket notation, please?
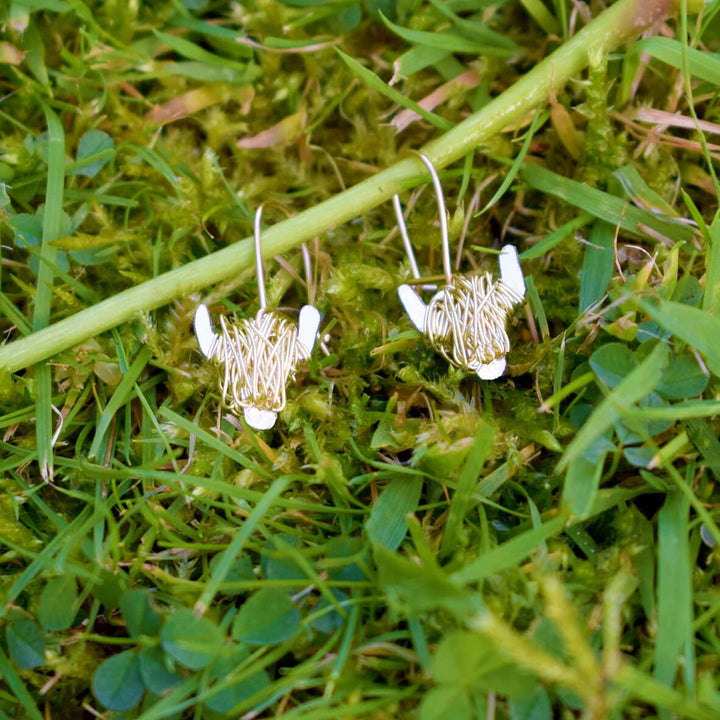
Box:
[0, 0, 700, 373]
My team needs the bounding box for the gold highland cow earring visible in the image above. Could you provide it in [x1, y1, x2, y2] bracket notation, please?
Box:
[193, 207, 321, 430]
[394, 153, 526, 380]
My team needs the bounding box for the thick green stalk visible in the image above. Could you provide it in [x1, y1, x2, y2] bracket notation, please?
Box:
[0, 0, 700, 373]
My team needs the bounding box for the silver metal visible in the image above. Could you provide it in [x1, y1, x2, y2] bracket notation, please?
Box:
[194, 208, 321, 430]
[395, 155, 526, 380]
[254, 206, 267, 313]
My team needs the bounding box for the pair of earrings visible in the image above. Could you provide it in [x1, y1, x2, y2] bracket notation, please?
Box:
[194, 154, 526, 431]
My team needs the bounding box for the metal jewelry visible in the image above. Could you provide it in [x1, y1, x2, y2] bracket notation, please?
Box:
[194, 207, 321, 430]
[394, 153, 526, 380]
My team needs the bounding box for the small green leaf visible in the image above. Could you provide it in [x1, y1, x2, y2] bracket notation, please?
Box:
[589, 343, 638, 389]
[8, 213, 42, 248]
[161, 608, 223, 669]
[92, 650, 145, 711]
[420, 685, 473, 720]
[232, 588, 300, 646]
[509, 685, 553, 720]
[657, 354, 709, 399]
[38, 575, 77, 631]
[204, 649, 271, 713]
[6, 621, 45, 669]
[433, 630, 534, 695]
[375, 543, 476, 616]
[639, 298, 720, 378]
[120, 589, 163, 638]
[209, 552, 254, 595]
[366, 476, 423, 551]
[70, 130, 114, 178]
[138, 646, 183, 695]
[325, 536, 366, 582]
[309, 589, 349, 635]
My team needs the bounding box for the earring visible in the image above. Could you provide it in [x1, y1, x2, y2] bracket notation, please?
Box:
[394, 153, 526, 380]
[193, 207, 321, 430]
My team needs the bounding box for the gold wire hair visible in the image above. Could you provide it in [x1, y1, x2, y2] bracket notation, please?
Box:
[195, 206, 320, 429]
[394, 153, 525, 378]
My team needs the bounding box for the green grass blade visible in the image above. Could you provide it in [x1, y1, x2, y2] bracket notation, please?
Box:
[152, 30, 249, 72]
[624, 400, 720, 421]
[638, 298, 720, 377]
[519, 0, 561, 35]
[440, 421, 495, 556]
[366, 476, 423, 551]
[379, 11, 516, 58]
[621, 36, 720, 105]
[479, 110, 548, 215]
[579, 220, 615, 312]
[450, 515, 566, 584]
[32, 104, 65, 481]
[703, 211, 720, 317]
[88, 345, 152, 460]
[336, 48, 453, 132]
[520, 212, 594, 260]
[157, 406, 272, 478]
[615, 666, 717, 720]
[195, 476, 291, 615]
[655, 492, 693, 697]
[522, 163, 697, 244]
[0, 646, 43, 720]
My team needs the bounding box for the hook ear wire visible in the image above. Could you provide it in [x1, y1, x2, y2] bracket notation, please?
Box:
[413, 152, 452, 285]
[301, 243, 315, 307]
[254, 205, 267, 313]
[393, 194, 422, 280]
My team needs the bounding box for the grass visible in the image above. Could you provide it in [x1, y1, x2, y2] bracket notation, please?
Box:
[0, 0, 719, 718]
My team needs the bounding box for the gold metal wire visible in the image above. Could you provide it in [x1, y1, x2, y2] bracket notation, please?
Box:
[208, 311, 310, 415]
[425, 274, 524, 372]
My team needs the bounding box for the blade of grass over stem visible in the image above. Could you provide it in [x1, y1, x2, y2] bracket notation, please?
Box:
[33, 104, 65, 481]
[557, 342, 670, 472]
[0, 0, 685, 374]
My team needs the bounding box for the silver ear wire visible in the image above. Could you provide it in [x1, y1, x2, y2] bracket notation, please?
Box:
[193, 206, 322, 430]
[394, 153, 526, 380]
[254, 205, 267, 313]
